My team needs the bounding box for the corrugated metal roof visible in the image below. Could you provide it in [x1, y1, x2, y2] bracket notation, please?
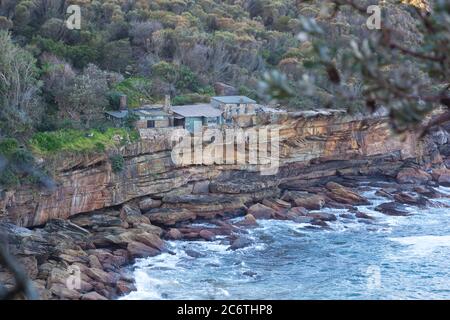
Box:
[211, 96, 256, 104]
[171, 104, 222, 118]
[105, 110, 129, 118]
[134, 108, 170, 117]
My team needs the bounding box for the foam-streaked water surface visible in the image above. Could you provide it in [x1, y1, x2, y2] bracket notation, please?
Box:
[122, 186, 450, 300]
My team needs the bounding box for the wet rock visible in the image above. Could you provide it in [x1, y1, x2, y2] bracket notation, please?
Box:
[262, 198, 291, 211]
[340, 213, 355, 219]
[116, 280, 136, 295]
[306, 212, 337, 222]
[287, 207, 308, 216]
[145, 208, 196, 226]
[355, 211, 374, 220]
[134, 232, 165, 251]
[199, 229, 216, 241]
[282, 191, 325, 210]
[185, 249, 206, 258]
[396, 167, 432, 185]
[165, 228, 183, 240]
[375, 189, 395, 200]
[393, 191, 430, 207]
[413, 186, 440, 198]
[243, 271, 257, 277]
[81, 291, 108, 300]
[375, 202, 411, 216]
[138, 198, 162, 212]
[229, 237, 252, 250]
[325, 182, 370, 205]
[236, 214, 258, 227]
[311, 219, 330, 228]
[292, 216, 314, 223]
[284, 207, 308, 222]
[431, 167, 450, 186]
[127, 241, 160, 258]
[247, 203, 275, 219]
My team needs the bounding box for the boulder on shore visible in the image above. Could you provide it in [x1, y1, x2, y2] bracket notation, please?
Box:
[247, 203, 276, 219]
[396, 167, 432, 185]
[325, 182, 370, 205]
[127, 241, 160, 258]
[235, 214, 258, 227]
[144, 208, 196, 226]
[431, 167, 450, 186]
[375, 202, 411, 216]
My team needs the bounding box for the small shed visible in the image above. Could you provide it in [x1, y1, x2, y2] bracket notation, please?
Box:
[105, 110, 129, 127]
[211, 96, 256, 121]
[105, 107, 171, 129]
[171, 104, 223, 132]
[133, 107, 171, 129]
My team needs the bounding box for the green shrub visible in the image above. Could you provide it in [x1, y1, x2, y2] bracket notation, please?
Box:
[114, 77, 153, 108]
[110, 154, 125, 173]
[0, 169, 20, 188]
[29, 128, 139, 155]
[11, 149, 34, 165]
[0, 138, 19, 156]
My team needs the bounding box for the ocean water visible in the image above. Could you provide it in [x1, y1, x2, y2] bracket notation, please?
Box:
[122, 186, 450, 300]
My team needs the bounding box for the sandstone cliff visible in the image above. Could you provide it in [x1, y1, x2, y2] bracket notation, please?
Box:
[0, 111, 422, 228]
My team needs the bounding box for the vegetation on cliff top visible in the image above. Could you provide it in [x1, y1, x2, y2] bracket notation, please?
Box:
[0, 0, 448, 188]
[29, 128, 139, 155]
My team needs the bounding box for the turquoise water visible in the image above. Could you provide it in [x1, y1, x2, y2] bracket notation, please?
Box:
[123, 185, 450, 300]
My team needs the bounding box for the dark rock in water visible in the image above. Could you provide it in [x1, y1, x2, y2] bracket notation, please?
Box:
[235, 214, 258, 227]
[375, 189, 395, 200]
[412, 186, 440, 198]
[229, 237, 253, 250]
[185, 249, 206, 258]
[165, 228, 183, 240]
[243, 271, 257, 277]
[306, 212, 337, 222]
[340, 213, 355, 219]
[355, 211, 374, 220]
[127, 241, 160, 258]
[310, 219, 330, 228]
[393, 191, 430, 207]
[292, 216, 314, 224]
[325, 182, 370, 205]
[282, 191, 325, 210]
[396, 167, 432, 185]
[199, 229, 216, 241]
[375, 202, 411, 216]
[431, 168, 450, 187]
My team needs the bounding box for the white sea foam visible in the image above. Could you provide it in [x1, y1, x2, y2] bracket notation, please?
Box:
[389, 235, 450, 257]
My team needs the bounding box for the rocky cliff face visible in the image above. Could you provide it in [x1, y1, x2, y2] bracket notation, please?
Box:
[1, 111, 449, 300]
[1, 111, 420, 228]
